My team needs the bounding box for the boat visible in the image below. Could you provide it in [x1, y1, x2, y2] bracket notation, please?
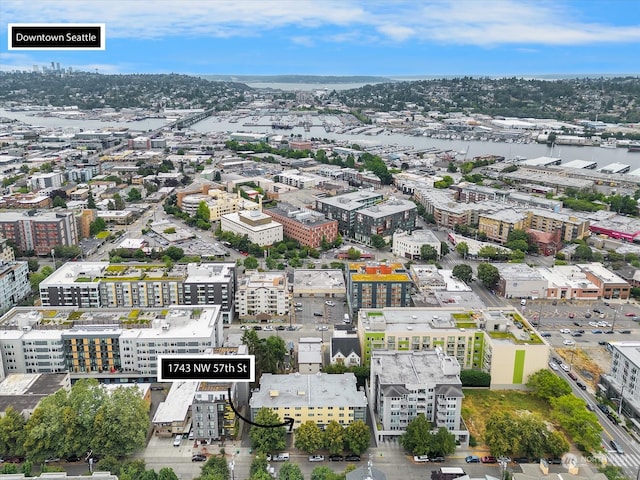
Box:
[600, 140, 617, 149]
[628, 143, 640, 152]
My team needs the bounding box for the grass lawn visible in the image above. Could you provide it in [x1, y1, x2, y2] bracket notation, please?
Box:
[461, 389, 549, 442]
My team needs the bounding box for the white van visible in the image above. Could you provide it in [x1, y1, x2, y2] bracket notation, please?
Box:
[520, 299, 527, 306]
[344, 313, 351, 324]
[173, 434, 182, 447]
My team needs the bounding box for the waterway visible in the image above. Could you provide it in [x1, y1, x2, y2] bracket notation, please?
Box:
[2, 108, 638, 171]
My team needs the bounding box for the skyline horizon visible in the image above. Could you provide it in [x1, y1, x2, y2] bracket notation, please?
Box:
[1, 1, 639, 77]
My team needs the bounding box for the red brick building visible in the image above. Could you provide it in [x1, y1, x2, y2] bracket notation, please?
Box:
[264, 203, 338, 248]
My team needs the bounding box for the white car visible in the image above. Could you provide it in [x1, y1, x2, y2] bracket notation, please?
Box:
[325, 301, 335, 306]
[563, 340, 575, 346]
[317, 325, 328, 331]
[559, 328, 571, 334]
[414, 455, 430, 463]
[309, 455, 324, 462]
[264, 325, 274, 331]
[597, 321, 608, 327]
[560, 363, 570, 372]
[588, 322, 598, 327]
[548, 362, 559, 371]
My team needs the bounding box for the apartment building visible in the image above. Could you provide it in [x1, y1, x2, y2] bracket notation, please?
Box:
[181, 190, 258, 220]
[0, 261, 30, 314]
[220, 209, 283, 246]
[357, 307, 549, 389]
[315, 190, 384, 237]
[250, 373, 367, 430]
[347, 262, 413, 310]
[264, 203, 338, 248]
[393, 229, 441, 260]
[39, 262, 237, 323]
[235, 271, 289, 319]
[599, 341, 640, 427]
[0, 237, 15, 263]
[0, 211, 78, 255]
[369, 349, 467, 445]
[0, 306, 223, 382]
[353, 198, 417, 245]
[273, 170, 321, 189]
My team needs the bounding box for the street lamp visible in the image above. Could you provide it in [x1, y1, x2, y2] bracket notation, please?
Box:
[51, 248, 56, 270]
[609, 306, 621, 333]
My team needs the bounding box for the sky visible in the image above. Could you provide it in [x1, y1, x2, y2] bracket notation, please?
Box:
[1, 0, 639, 77]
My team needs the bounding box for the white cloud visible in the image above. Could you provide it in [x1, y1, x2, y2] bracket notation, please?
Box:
[1, 0, 639, 47]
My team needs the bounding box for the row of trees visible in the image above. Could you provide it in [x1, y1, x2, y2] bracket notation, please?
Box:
[451, 262, 500, 289]
[95, 458, 178, 480]
[294, 420, 370, 455]
[0, 379, 148, 462]
[527, 370, 602, 452]
[241, 329, 288, 378]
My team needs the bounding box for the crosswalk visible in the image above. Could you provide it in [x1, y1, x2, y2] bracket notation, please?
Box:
[603, 450, 640, 470]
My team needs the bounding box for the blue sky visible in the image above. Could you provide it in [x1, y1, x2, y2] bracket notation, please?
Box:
[1, 0, 639, 77]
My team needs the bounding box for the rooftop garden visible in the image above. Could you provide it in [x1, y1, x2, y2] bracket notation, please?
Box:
[487, 329, 544, 345]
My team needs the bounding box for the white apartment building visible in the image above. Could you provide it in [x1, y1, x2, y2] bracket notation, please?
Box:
[220, 209, 283, 246]
[236, 271, 289, 319]
[392, 229, 441, 260]
[369, 349, 468, 446]
[0, 306, 223, 382]
[600, 341, 640, 428]
[0, 261, 30, 314]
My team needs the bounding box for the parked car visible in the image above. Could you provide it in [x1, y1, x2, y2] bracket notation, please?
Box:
[413, 455, 430, 463]
[560, 364, 570, 372]
[430, 456, 445, 462]
[309, 455, 325, 462]
[192, 454, 207, 462]
[624, 312, 635, 317]
[345, 455, 361, 462]
[253, 325, 262, 331]
[559, 328, 571, 334]
[568, 313, 575, 319]
[572, 333, 582, 337]
[329, 455, 344, 462]
[465, 455, 480, 463]
[513, 457, 531, 464]
[481, 456, 497, 464]
[576, 382, 587, 390]
[540, 332, 551, 337]
[568, 372, 578, 380]
[547, 458, 562, 464]
[497, 457, 512, 464]
[264, 325, 273, 331]
[548, 362, 559, 371]
[584, 312, 592, 318]
[619, 330, 631, 334]
[586, 404, 595, 411]
[276, 325, 286, 331]
[592, 329, 603, 334]
[572, 321, 581, 326]
[563, 340, 575, 346]
[173, 434, 182, 447]
[593, 308, 601, 314]
[313, 312, 323, 317]
[325, 301, 335, 306]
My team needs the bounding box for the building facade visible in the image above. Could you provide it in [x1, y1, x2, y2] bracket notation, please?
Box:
[315, 190, 384, 237]
[599, 341, 640, 430]
[235, 271, 289, 319]
[220, 209, 283, 246]
[353, 199, 417, 245]
[250, 373, 367, 430]
[264, 203, 338, 248]
[369, 349, 467, 445]
[0, 211, 79, 255]
[0, 306, 223, 382]
[392, 229, 441, 260]
[39, 262, 237, 323]
[0, 261, 30, 314]
[347, 262, 413, 310]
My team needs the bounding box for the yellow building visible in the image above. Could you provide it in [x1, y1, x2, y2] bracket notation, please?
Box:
[249, 373, 367, 429]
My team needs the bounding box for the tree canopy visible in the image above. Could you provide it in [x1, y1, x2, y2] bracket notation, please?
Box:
[249, 408, 287, 454]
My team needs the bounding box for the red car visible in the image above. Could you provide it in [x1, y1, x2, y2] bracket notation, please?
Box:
[625, 312, 636, 317]
[568, 313, 575, 319]
[482, 456, 497, 464]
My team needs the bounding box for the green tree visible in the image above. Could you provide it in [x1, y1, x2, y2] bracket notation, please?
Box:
[263, 335, 287, 373]
[164, 246, 184, 261]
[399, 414, 433, 456]
[0, 406, 26, 457]
[323, 420, 345, 455]
[452, 264, 473, 284]
[344, 420, 370, 455]
[113, 193, 125, 210]
[249, 454, 269, 479]
[244, 256, 259, 270]
[249, 408, 287, 454]
[127, 188, 142, 202]
[294, 421, 324, 453]
[93, 385, 150, 457]
[440, 241, 450, 256]
[24, 389, 69, 461]
[526, 369, 572, 401]
[599, 465, 627, 480]
[477, 262, 500, 289]
[346, 247, 361, 260]
[459, 370, 491, 387]
[551, 395, 601, 452]
[87, 190, 97, 209]
[27, 258, 39, 272]
[52, 195, 67, 208]
[196, 201, 211, 221]
[64, 379, 108, 457]
[311, 466, 342, 480]
[505, 239, 528, 252]
[90, 217, 107, 236]
[432, 427, 456, 457]
[278, 463, 304, 480]
[574, 243, 593, 261]
[420, 244, 438, 261]
[196, 455, 230, 480]
[455, 242, 469, 259]
[370, 235, 386, 249]
[484, 411, 521, 457]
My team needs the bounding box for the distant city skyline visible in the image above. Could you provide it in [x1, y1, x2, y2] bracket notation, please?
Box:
[1, 0, 639, 77]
